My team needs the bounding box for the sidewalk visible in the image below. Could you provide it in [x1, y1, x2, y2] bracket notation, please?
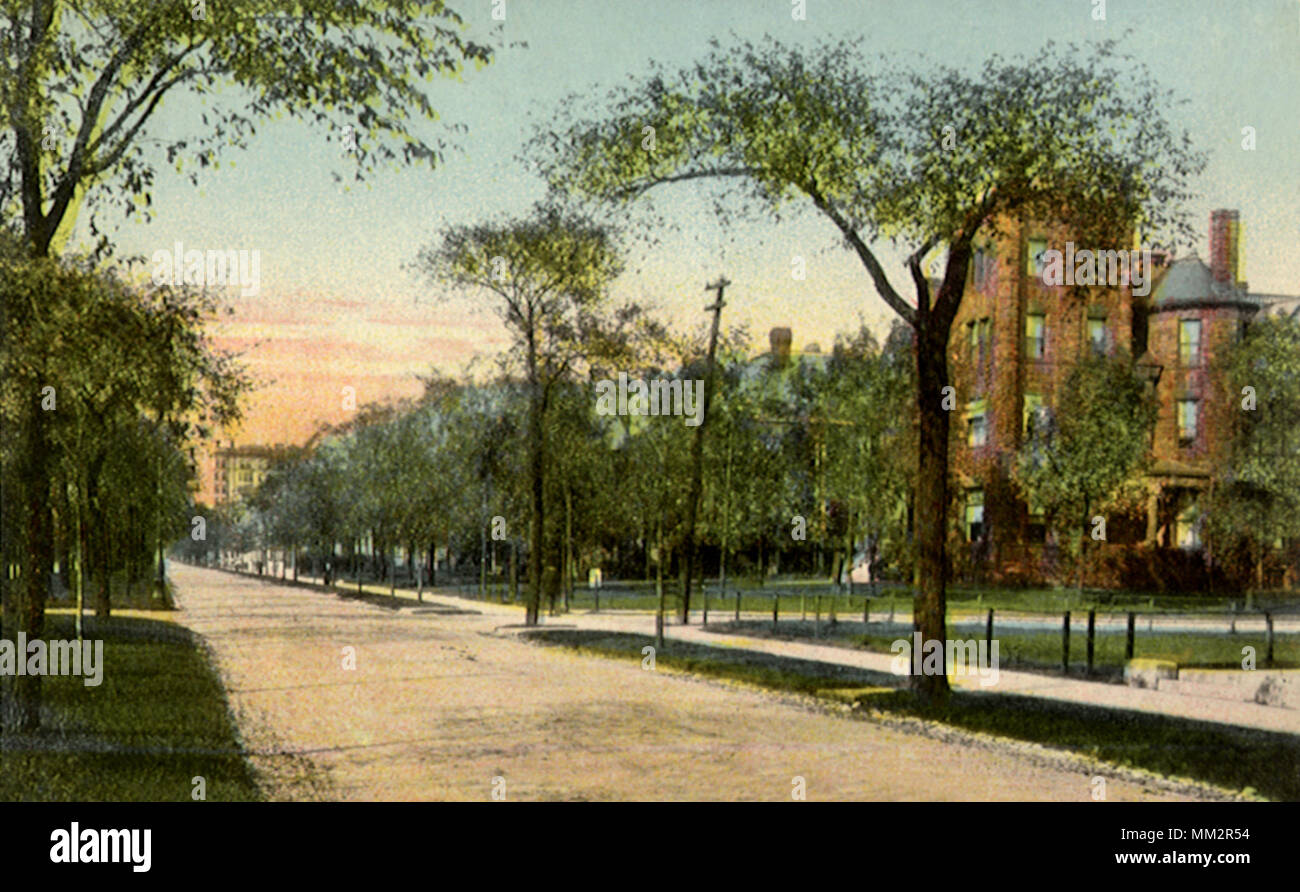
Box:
[226, 568, 1300, 737]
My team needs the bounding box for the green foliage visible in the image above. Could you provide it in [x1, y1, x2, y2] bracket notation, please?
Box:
[2, 0, 497, 254]
[1013, 353, 1157, 576]
[532, 35, 1205, 323]
[1210, 316, 1300, 566]
[0, 238, 250, 608]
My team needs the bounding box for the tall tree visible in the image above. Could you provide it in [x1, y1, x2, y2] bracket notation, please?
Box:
[532, 37, 1203, 703]
[1013, 353, 1157, 595]
[2, 0, 495, 256]
[1209, 315, 1300, 591]
[415, 205, 626, 625]
[1, 0, 493, 729]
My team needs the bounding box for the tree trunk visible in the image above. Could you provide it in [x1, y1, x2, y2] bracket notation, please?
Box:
[95, 509, 112, 619]
[1077, 524, 1086, 599]
[563, 484, 573, 613]
[720, 436, 732, 598]
[655, 516, 665, 649]
[12, 401, 53, 731]
[525, 381, 546, 626]
[509, 539, 519, 604]
[912, 321, 951, 706]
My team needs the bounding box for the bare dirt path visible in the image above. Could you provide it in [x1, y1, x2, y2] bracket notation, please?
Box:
[169, 564, 1204, 801]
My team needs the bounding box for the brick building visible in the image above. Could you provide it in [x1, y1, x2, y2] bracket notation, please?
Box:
[947, 209, 1296, 588]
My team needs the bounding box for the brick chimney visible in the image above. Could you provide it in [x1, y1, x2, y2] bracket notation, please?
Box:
[769, 326, 792, 364]
[1209, 209, 1241, 286]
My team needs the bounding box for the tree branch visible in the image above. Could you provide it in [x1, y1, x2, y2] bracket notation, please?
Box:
[806, 186, 916, 327]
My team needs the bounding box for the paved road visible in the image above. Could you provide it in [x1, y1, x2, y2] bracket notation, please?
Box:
[279, 569, 1300, 735]
[169, 564, 1205, 801]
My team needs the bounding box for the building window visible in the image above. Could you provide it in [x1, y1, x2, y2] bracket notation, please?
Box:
[1175, 504, 1201, 550]
[1088, 317, 1108, 357]
[969, 317, 991, 367]
[1027, 497, 1047, 543]
[1179, 318, 1201, 365]
[1022, 393, 1044, 437]
[973, 247, 995, 292]
[1025, 313, 1046, 360]
[965, 489, 985, 542]
[1177, 398, 1198, 446]
[1027, 237, 1048, 280]
[966, 399, 988, 447]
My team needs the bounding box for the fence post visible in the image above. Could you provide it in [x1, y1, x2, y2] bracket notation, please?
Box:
[814, 595, 821, 638]
[863, 596, 870, 625]
[773, 595, 779, 632]
[1086, 609, 1096, 675]
[801, 593, 806, 621]
[703, 586, 709, 626]
[1266, 612, 1275, 666]
[985, 609, 994, 653]
[1125, 611, 1135, 662]
[1062, 610, 1071, 674]
[1230, 601, 1237, 635]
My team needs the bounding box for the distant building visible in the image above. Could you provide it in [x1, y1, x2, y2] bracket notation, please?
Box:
[213, 442, 291, 504]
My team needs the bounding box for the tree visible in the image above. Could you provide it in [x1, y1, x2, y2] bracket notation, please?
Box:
[415, 205, 626, 625]
[1013, 353, 1157, 595]
[1209, 315, 1300, 591]
[0, 240, 247, 729]
[816, 322, 915, 591]
[532, 36, 1203, 704]
[2, 0, 493, 729]
[2, 0, 496, 256]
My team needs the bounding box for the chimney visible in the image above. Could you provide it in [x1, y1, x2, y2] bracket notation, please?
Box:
[1209, 209, 1242, 287]
[769, 327, 792, 364]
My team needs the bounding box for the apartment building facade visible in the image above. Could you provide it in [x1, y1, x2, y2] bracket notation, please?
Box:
[947, 209, 1294, 589]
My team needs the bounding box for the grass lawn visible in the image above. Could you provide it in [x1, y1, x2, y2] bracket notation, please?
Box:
[702, 618, 1299, 677]
[0, 611, 261, 802]
[523, 628, 1300, 801]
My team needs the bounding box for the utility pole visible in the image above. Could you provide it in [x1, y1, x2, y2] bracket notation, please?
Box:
[680, 276, 728, 624]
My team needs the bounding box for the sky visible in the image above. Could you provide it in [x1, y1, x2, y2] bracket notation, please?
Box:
[68, 0, 1300, 475]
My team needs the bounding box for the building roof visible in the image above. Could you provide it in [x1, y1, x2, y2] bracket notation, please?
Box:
[1149, 254, 1295, 313]
[1150, 255, 1217, 305]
